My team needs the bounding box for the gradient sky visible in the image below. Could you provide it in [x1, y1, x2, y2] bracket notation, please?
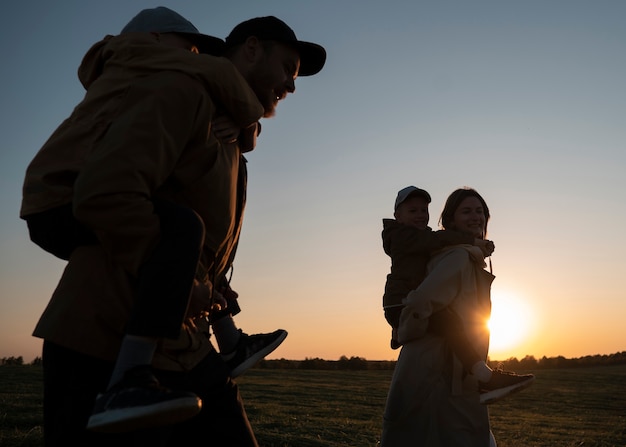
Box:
[1, 0, 625, 363]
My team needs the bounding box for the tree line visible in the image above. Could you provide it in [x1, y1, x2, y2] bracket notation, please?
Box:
[254, 351, 626, 371]
[3, 351, 626, 370]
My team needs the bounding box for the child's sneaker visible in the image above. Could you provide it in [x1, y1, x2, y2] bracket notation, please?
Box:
[87, 365, 202, 433]
[225, 329, 288, 378]
[479, 369, 535, 404]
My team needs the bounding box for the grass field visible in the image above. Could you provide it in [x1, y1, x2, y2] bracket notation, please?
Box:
[1, 364, 625, 446]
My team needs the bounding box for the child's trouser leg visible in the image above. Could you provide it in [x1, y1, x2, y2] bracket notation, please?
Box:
[428, 308, 482, 373]
[126, 199, 204, 340]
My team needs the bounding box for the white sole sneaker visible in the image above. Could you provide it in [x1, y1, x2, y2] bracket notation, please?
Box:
[229, 330, 288, 378]
[480, 375, 535, 404]
[87, 395, 202, 433]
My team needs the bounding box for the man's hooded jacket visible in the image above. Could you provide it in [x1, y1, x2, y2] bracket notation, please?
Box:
[22, 34, 264, 369]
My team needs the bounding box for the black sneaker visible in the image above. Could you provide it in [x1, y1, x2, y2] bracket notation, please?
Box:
[225, 329, 288, 378]
[479, 368, 535, 404]
[86, 365, 202, 433]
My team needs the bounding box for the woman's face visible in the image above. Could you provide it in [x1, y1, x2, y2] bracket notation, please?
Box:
[451, 196, 486, 238]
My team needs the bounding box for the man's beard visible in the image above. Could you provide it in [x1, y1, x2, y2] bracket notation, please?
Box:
[253, 85, 277, 118]
[247, 65, 278, 117]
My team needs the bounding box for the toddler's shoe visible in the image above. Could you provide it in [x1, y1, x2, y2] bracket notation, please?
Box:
[87, 365, 201, 432]
[479, 368, 535, 404]
[224, 329, 287, 378]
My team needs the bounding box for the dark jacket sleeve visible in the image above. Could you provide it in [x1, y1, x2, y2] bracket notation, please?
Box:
[428, 229, 475, 253]
[387, 224, 474, 257]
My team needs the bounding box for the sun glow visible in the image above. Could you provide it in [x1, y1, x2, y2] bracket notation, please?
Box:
[487, 290, 533, 356]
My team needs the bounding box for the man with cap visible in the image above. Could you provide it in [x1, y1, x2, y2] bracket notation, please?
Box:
[20, 6, 325, 446]
[222, 15, 325, 116]
[200, 14, 326, 385]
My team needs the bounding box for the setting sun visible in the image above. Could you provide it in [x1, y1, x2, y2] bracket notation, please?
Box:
[488, 290, 533, 357]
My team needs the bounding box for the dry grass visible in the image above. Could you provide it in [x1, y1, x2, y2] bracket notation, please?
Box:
[1, 364, 625, 446]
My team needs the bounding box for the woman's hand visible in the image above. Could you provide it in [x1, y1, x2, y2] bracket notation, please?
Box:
[475, 239, 495, 257]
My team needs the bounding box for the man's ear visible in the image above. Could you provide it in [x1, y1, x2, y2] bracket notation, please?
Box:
[190, 45, 199, 54]
[243, 36, 262, 62]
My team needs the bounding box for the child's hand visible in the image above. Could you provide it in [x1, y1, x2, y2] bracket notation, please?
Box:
[209, 290, 228, 313]
[212, 115, 240, 144]
[187, 279, 226, 318]
[475, 239, 495, 257]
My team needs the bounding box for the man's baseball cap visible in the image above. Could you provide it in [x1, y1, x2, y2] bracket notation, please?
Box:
[224, 16, 326, 76]
[395, 186, 432, 210]
[121, 6, 224, 55]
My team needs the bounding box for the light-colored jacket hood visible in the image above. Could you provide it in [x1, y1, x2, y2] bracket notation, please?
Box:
[21, 33, 263, 218]
[78, 33, 262, 127]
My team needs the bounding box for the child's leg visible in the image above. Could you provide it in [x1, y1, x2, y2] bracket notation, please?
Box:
[130, 199, 204, 339]
[87, 200, 205, 432]
[428, 308, 535, 404]
[108, 200, 204, 388]
[428, 308, 491, 382]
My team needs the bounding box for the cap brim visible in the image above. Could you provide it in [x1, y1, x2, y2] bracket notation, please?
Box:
[182, 32, 225, 56]
[408, 190, 431, 203]
[296, 41, 326, 76]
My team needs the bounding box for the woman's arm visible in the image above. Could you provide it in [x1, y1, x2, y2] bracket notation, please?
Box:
[397, 247, 478, 344]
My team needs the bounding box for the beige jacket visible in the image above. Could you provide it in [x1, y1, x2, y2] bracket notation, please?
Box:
[382, 245, 495, 446]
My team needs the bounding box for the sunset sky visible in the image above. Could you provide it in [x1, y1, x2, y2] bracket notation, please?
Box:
[1, 0, 625, 364]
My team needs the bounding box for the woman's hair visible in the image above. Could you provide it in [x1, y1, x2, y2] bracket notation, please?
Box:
[439, 187, 490, 236]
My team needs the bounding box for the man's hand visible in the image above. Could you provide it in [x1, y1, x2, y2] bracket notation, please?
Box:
[212, 116, 259, 152]
[212, 115, 240, 144]
[220, 283, 239, 301]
